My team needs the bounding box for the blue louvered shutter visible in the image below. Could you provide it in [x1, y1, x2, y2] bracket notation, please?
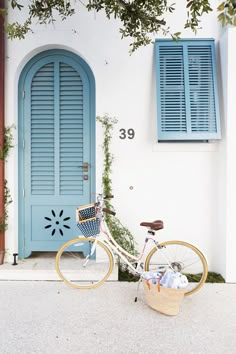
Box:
[155, 40, 221, 141]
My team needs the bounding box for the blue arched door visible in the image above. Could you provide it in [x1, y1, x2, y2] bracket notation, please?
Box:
[18, 50, 95, 258]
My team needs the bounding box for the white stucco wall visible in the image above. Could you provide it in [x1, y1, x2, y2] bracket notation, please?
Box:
[218, 28, 236, 282]
[4, 1, 233, 280]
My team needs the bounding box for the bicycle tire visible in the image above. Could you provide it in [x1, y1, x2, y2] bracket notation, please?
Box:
[144, 240, 208, 296]
[55, 237, 114, 289]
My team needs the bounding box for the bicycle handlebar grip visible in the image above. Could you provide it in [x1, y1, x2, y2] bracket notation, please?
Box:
[102, 208, 116, 216]
[104, 195, 114, 199]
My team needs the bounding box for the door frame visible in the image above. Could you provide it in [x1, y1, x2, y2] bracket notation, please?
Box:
[18, 49, 96, 258]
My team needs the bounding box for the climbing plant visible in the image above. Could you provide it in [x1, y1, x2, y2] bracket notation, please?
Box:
[97, 114, 137, 257]
[0, 125, 15, 160]
[0, 180, 13, 232]
[0, 125, 15, 231]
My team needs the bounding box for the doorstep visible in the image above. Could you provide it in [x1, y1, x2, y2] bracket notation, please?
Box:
[0, 252, 119, 281]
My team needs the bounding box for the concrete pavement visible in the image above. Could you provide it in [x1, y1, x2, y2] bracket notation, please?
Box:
[0, 281, 236, 354]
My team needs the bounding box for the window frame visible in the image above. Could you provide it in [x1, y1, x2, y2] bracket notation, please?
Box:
[155, 39, 221, 142]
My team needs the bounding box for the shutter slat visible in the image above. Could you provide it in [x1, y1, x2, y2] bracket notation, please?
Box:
[158, 45, 187, 134]
[188, 45, 217, 133]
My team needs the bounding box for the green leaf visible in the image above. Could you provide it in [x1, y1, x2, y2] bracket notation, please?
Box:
[11, 1, 23, 10]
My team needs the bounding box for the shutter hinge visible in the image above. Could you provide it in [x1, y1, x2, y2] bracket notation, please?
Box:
[22, 90, 25, 99]
[23, 189, 25, 198]
[23, 139, 25, 149]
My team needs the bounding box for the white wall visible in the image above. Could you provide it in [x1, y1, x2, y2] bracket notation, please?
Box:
[218, 28, 236, 282]
[4, 1, 230, 279]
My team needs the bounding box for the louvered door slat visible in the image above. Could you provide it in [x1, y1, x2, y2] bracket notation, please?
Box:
[31, 63, 55, 195]
[59, 63, 84, 195]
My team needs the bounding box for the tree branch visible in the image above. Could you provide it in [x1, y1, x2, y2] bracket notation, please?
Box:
[114, 0, 166, 25]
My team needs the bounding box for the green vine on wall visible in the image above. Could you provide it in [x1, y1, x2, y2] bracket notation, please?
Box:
[0, 180, 13, 232]
[0, 125, 15, 232]
[0, 125, 15, 161]
[97, 114, 137, 257]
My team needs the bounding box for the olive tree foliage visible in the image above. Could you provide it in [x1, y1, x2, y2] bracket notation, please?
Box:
[1, 0, 236, 52]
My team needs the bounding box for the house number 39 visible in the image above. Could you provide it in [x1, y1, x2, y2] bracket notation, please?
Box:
[119, 128, 135, 139]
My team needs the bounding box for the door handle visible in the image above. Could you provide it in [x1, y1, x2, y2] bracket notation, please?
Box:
[79, 162, 90, 172]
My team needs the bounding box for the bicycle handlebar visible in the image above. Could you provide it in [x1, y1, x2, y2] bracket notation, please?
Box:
[102, 208, 116, 216]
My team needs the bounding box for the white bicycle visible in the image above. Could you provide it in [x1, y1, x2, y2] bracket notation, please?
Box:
[55, 194, 208, 296]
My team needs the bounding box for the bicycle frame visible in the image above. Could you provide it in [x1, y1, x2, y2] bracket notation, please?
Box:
[94, 217, 164, 275]
[79, 194, 177, 275]
[56, 195, 208, 295]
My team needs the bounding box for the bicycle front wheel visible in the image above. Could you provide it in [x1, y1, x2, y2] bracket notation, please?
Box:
[55, 237, 114, 289]
[144, 240, 208, 296]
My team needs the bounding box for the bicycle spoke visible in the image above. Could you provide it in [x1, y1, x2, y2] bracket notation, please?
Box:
[56, 237, 113, 289]
[145, 241, 208, 296]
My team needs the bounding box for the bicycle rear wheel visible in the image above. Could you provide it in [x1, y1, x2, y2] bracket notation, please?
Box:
[144, 240, 208, 296]
[55, 237, 114, 289]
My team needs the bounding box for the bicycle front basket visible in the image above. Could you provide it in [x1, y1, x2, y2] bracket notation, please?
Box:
[76, 203, 100, 237]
